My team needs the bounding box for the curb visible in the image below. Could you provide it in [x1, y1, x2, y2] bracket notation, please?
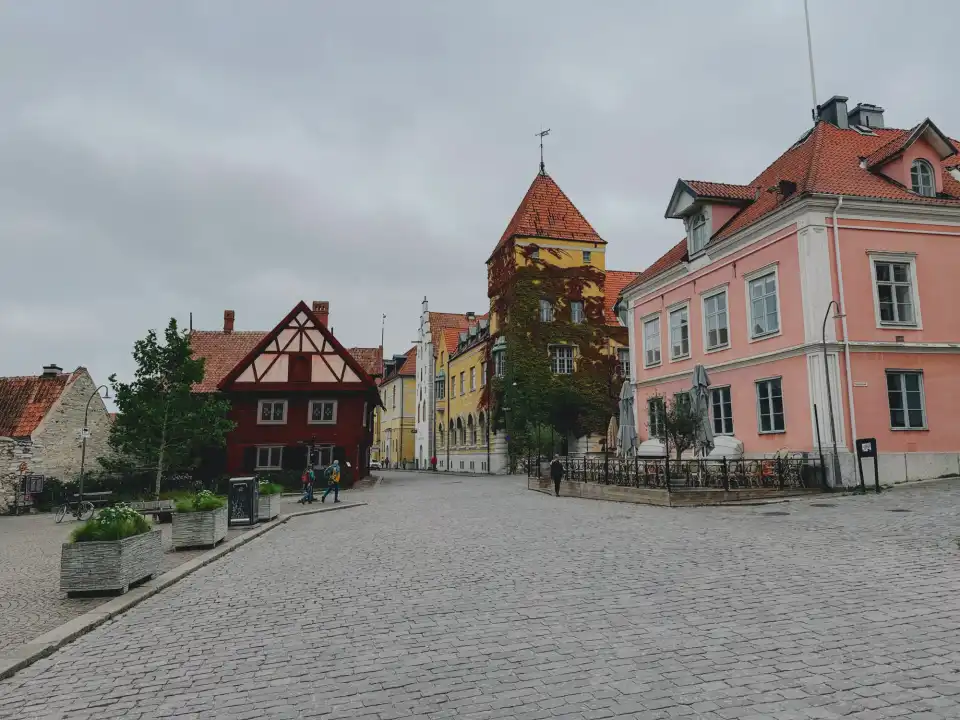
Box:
[0, 501, 366, 682]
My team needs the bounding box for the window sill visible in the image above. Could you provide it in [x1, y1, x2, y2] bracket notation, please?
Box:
[877, 322, 922, 331]
[757, 429, 786, 435]
[643, 362, 662, 370]
[256, 420, 287, 426]
[255, 466, 282, 471]
[889, 426, 929, 432]
[704, 344, 730, 355]
[308, 420, 337, 425]
[668, 354, 691, 363]
[748, 330, 781, 344]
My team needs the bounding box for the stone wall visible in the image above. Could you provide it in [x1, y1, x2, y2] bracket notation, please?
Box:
[32, 370, 113, 484]
[0, 438, 37, 512]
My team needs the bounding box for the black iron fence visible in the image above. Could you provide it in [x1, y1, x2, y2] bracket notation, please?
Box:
[526, 454, 824, 491]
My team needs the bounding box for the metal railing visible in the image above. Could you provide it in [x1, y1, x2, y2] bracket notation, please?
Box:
[528, 454, 823, 491]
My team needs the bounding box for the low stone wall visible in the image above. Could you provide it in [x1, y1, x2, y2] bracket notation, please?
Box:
[60, 528, 162, 595]
[528, 477, 820, 507]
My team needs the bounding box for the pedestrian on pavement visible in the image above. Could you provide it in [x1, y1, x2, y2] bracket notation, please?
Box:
[550, 455, 564, 497]
[321, 460, 341, 503]
[300, 467, 315, 504]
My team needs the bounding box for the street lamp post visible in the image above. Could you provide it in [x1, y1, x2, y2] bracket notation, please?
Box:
[79, 385, 110, 505]
[821, 300, 845, 487]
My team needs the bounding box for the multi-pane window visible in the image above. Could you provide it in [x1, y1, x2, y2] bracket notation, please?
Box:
[256, 446, 283, 469]
[643, 317, 661, 367]
[571, 301, 585, 324]
[886, 371, 926, 429]
[392, 386, 396, 409]
[703, 290, 729, 350]
[550, 346, 574, 375]
[748, 272, 780, 338]
[459, 372, 465, 395]
[617, 347, 630, 380]
[480, 362, 487, 386]
[309, 399, 337, 424]
[910, 159, 935, 197]
[688, 212, 708, 253]
[710, 386, 734, 435]
[435, 372, 446, 400]
[469, 366, 476, 391]
[648, 397, 665, 438]
[673, 392, 691, 412]
[258, 399, 287, 424]
[874, 260, 916, 325]
[756, 378, 785, 433]
[582, 251, 592, 264]
[539, 298, 554, 322]
[494, 349, 506, 378]
[669, 306, 690, 359]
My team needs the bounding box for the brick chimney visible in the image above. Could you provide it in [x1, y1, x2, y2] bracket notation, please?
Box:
[41, 364, 63, 378]
[223, 310, 235, 334]
[312, 301, 330, 327]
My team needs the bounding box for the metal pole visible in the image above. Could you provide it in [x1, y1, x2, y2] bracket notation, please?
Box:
[813, 403, 829, 492]
[79, 385, 108, 506]
[822, 300, 842, 487]
[804, 0, 819, 120]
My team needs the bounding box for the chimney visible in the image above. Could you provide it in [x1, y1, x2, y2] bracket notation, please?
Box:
[818, 95, 849, 129]
[223, 310, 235, 334]
[312, 300, 330, 326]
[848, 102, 885, 129]
[41, 364, 62, 378]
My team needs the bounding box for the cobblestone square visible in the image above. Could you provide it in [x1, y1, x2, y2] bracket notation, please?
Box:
[3, 473, 960, 719]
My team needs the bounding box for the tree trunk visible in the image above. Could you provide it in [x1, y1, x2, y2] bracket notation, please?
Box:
[155, 403, 168, 501]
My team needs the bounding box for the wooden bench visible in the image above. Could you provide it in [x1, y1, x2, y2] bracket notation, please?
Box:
[71, 491, 112, 506]
[129, 499, 176, 523]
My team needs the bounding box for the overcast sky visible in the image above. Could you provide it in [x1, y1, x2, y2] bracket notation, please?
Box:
[2, 1, 957, 395]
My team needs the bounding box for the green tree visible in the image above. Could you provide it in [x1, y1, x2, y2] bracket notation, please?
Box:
[105, 318, 234, 499]
[650, 393, 703, 461]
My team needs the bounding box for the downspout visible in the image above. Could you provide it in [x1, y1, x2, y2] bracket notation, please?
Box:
[445, 354, 451, 472]
[831, 195, 858, 450]
[399, 377, 404, 468]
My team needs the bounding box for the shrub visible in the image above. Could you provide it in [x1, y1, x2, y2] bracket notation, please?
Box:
[258, 481, 283, 496]
[174, 490, 226, 513]
[71, 504, 152, 543]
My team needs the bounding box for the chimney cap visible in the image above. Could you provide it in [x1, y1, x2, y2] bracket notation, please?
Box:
[41, 363, 63, 377]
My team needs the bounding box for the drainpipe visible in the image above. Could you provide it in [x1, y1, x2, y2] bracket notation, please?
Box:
[446, 354, 451, 472]
[831, 196, 858, 457]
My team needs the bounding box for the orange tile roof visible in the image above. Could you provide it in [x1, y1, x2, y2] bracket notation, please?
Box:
[398, 346, 417, 376]
[428, 312, 472, 357]
[685, 181, 756, 202]
[603, 270, 640, 325]
[347, 347, 383, 378]
[0, 369, 80, 438]
[490, 171, 604, 259]
[621, 239, 689, 297]
[190, 330, 264, 393]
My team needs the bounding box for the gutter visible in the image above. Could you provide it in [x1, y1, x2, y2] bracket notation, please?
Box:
[831, 195, 858, 448]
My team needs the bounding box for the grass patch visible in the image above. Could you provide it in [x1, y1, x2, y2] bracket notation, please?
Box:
[71, 504, 152, 543]
[174, 490, 226, 513]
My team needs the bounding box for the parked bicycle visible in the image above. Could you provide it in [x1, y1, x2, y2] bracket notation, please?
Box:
[54, 498, 95, 523]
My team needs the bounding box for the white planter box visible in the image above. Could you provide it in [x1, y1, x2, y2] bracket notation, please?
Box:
[60, 528, 162, 596]
[257, 494, 281, 521]
[171, 505, 228, 549]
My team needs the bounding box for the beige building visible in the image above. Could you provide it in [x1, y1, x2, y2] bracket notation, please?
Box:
[374, 347, 417, 468]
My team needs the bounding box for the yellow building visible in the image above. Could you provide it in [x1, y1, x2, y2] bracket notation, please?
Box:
[375, 346, 417, 467]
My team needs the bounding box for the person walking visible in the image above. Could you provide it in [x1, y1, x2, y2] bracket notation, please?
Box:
[321, 460, 341, 503]
[299, 466, 316, 504]
[550, 455, 564, 497]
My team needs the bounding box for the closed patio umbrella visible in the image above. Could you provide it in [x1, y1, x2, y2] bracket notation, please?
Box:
[617, 379, 637, 457]
[687, 364, 714, 457]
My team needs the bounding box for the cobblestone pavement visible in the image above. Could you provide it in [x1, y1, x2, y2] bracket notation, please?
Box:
[4, 473, 960, 719]
[0, 494, 323, 650]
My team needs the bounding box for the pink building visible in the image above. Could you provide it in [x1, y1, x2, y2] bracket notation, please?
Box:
[617, 96, 960, 486]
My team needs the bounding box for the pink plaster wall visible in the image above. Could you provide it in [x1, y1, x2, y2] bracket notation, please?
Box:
[711, 204, 741, 233]
[876, 137, 944, 194]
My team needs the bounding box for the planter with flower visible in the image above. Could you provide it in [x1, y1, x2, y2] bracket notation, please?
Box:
[171, 490, 227, 549]
[257, 481, 283, 521]
[60, 504, 162, 597]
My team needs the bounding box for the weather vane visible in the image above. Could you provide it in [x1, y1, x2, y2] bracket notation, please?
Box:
[536, 128, 551, 175]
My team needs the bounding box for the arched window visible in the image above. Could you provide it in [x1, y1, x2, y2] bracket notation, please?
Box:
[478, 412, 486, 441]
[911, 159, 936, 197]
[449, 419, 455, 447]
[455, 417, 464, 447]
[467, 415, 476, 446]
[437, 422, 445, 448]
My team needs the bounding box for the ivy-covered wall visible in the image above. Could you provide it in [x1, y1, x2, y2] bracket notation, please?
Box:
[483, 241, 627, 456]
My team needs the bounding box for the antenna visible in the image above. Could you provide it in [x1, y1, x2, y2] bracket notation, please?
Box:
[536, 128, 551, 175]
[804, 0, 819, 121]
[381, 313, 386, 360]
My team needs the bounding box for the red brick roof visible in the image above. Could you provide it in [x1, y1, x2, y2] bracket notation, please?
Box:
[347, 347, 383, 378]
[685, 181, 756, 202]
[190, 331, 264, 393]
[490, 171, 604, 259]
[627, 120, 960, 295]
[603, 270, 640, 325]
[397, 346, 417, 377]
[428, 312, 472, 357]
[0, 369, 81, 438]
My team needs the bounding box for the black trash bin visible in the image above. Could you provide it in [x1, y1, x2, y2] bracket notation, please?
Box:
[228, 476, 259, 527]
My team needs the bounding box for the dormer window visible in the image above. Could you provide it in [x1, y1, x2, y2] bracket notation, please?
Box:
[688, 212, 708, 253]
[910, 159, 935, 197]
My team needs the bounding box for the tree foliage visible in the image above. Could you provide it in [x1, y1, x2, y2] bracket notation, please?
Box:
[104, 318, 234, 498]
[650, 393, 703, 461]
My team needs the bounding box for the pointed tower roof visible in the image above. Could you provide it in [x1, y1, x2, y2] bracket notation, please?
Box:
[488, 171, 604, 261]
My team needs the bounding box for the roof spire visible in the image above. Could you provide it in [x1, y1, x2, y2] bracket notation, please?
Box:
[536, 127, 550, 175]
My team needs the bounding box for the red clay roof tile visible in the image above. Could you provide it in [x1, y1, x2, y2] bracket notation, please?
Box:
[603, 270, 640, 325]
[0, 370, 79, 438]
[685, 181, 756, 202]
[347, 347, 383, 378]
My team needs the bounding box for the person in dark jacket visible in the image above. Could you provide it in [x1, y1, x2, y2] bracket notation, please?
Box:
[549, 455, 564, 497]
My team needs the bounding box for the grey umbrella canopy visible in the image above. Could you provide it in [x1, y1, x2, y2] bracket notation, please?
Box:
[617, 379, 637, 457]
[687, 364, 714, 457]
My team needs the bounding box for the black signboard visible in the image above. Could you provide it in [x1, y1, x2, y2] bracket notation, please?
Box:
[856, 438, 877, 459]
[855, 437, 881, 494]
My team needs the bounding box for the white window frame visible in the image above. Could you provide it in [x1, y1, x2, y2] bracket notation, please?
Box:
[570, 300, 585, 325]
[744, 264, 782, 342]
[755, 377, 785, 434]
[308, 399, 338, 425]
[617, 347, 630, 381]
[494, 349, 506, 378]
[687, 211, 709, 254]
[710, 386, 734, 435]
[539, 298, 554, 323]
[255, 445, 283, 470]
[459, 371, 465, 395]
[470, 366, 476, 392]
[701, 286, 730, 352]
[668, 302, 691, 361]
[257, 399, 288, 425]
[910, 159, 936, 197]
[647, 397, 665, 438]
[549, 345, 575, 375]
[868, 253, 922, 329]
[885, 370, 927, 431]
[642, 313, 662, 368]
[480, 362, 486, 387]
[582, 250, 592, 264]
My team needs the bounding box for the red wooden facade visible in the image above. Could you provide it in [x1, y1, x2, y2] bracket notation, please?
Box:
[191, 301, 382, 483]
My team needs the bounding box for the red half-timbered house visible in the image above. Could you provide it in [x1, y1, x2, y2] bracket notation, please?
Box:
[191, 300, 383, 483]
